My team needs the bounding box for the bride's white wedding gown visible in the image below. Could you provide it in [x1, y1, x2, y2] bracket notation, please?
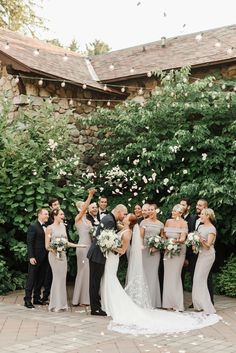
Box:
[101, 251, 220, 335]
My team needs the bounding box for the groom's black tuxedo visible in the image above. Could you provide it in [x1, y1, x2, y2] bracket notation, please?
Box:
[87, 213, 118, 313]
[24, 221, 48, 303]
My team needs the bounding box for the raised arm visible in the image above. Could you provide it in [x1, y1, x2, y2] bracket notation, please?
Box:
[75, 188, 96, 223]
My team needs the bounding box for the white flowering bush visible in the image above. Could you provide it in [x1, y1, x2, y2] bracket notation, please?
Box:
[82, 66, 236, 249]
[0, 99, 85, 292]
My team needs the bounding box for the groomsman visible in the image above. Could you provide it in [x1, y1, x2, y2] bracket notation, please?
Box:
[97, 195, 109, 222]
[87, 204, 128, 316]
[187, 198, 214, 305]
[24, 209, 49, 308]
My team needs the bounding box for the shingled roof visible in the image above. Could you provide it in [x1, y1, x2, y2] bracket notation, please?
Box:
[90, 24, 236, 82]
[0, 27, 107, 92]
[0, 24, 236, 90]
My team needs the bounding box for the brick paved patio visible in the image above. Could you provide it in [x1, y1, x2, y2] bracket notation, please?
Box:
[0, 289, 235, 353]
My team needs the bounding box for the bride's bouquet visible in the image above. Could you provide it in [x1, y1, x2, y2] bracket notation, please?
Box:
[97, 229, 121, 257]
[49, 237, 68, 260]
[185, 231, 201, 254]
[164, 238, 181, 258]
[146, 235, 165, 255]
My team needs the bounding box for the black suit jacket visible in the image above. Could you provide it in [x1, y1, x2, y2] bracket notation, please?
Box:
[27, 221, 47, 260]
[87, 213, 117, 265]
[97, 209, 109, 222]
[86, 213, 99, 227]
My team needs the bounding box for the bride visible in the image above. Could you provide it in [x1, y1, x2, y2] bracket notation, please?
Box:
[101, 214, 220, 335]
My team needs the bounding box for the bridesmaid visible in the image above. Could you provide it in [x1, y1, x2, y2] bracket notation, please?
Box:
[45, 209, 83, 312]
[162, 204, 188, 312]
[72, 188, 96, 307]
[192, 208, 216, 314]
[140, 203, 164, 308]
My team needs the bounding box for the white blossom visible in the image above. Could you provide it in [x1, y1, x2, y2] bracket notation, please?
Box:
[99, 152, 106, 157]
[156, 189, 159, 193]
[202, 153, 207, 161]
[32, 170, 37, 175]
[163, 178, 169, 185]
[133, 159, 139, 165]
[133, 192, 138, 196]
[169, 186, 174, 191]
[183, 169, 188, 174]
[142, 176, 148, 184]
[48, 139, 58, 151]
[152, 172, 157, 181]
[73, 160, 79, 166]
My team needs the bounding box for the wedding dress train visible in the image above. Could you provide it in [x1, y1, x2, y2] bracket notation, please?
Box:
[101, 251, 220, 335]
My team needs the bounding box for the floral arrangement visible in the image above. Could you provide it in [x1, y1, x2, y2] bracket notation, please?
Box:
[97, 229, 121, 257]
[146, 235, 165, 255]
[185, 231, 201, 254]
[164, 238, 181, 258]
[49, 237, 68, 259]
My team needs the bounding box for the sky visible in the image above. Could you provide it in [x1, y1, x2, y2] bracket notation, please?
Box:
[38, 0, 236, 52]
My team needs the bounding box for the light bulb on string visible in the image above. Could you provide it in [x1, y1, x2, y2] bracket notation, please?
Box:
[214, 40, 221, 48]
[69, 98, 73, 105]
[38, 78, 43, 86]
[121, 86, 126, 93]
[109, 63, 114, 71]
[87, 99, 92, 105]
[48, 97, 52, 104]
[33, 48, 39, 56]
[103, 84, 107, 91]
[147, 71, 152, 77]
[63, 53, 68, 61]
[14, 75, 19, 84]
[195, 33, 203, 42]
[82, 83, 87, 89]
[130, 67, 135, 74]
[61, 81, 66, 88]
[107, 100, 111, 106]
[226, 47, 233, 55]
[138, 87, 143, 95]
[27, 96, 31, 104]
[5, 41, 10, 50]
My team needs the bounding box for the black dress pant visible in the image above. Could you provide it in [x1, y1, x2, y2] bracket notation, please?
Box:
[42, 259, 52, 300]
[24, 256, 48, 302]
[89, 260, 105, 312]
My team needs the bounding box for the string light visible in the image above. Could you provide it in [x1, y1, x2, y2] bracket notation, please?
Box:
[130, 67, 135, 74]
[61, 81, 66, 87]
[87, 99, 92, 105]
[121, 86, 126, 93]
[5, 41, 10, 50]
[14, 75, 19, 84]
[63, 53, 68, 61]
[107, 100, 111, 106]
[38, 78, 43, 86]
[69, 98, 73, 105]
[214, 40, 221, 48]
[103, 84, 107, 91]
[33, 48, 39, 56]
[138, 87, 144, 95]
[226, 47, 233, 55]
[147, 71, 152, 77]
[109, 64, 114, 71]
[195, 33, 203, 42]
[82, 83, 87, 89]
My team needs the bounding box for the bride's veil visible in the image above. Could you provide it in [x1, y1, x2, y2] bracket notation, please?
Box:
[125, 223, 152, 309]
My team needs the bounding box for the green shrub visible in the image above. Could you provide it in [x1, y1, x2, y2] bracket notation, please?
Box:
[216, 255, 236, 297]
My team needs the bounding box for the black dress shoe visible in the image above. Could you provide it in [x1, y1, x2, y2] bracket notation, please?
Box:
[24, 301, 35, 309]
[188, 303, 194, 308]
[33, 299, 47, 305]
[91, 309, 107, 316]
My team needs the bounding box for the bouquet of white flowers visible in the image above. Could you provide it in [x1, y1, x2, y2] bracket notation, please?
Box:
[164, 238, 181, 258]
[97, 229, 121, 257]
[146, 235, 165, 255]
[49, 237, 68, 260]
[185, 231, 201, 254]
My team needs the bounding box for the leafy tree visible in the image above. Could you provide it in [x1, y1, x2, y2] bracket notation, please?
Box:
[86, 39, 111, 56]
[0, 0, 46, 35]
[69, 38, 80, 52]
[0, 97, 86, 293]
[46, 38, 63, 47]
[82, 67, 236, 248]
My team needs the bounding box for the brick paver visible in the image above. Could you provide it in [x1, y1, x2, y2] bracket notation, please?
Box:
[0, 289, 235, 353]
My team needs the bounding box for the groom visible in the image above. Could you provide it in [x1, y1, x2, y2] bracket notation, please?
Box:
[87, 204, 128, 316]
